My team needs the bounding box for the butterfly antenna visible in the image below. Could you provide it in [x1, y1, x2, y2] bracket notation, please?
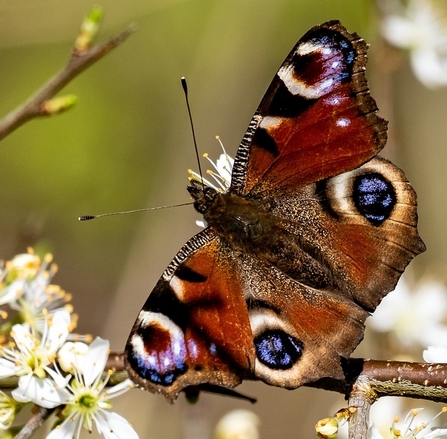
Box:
[78, 202, 194, 221]
[181, 77, 204, 189]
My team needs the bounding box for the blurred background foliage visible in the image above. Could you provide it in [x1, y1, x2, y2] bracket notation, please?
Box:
[0, 0, 446, 438]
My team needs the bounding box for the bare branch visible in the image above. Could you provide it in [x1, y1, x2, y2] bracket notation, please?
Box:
[0, 23, 135, 141]
[306, 358, 447, 403]
[15, 406, 54, 439]
[348, 377, 375, 439]
[102, 354, 447, 404]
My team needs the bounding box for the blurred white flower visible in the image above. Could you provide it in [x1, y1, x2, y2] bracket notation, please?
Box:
[214, 409, 260, 439]
[368, 275, 447, 347]
[0, 250, 75, 333]
[0, 391, 20, 430]
[46, 337, 138, 439]
[381, 0, 447, 88]
[368, 404, 447, 438]
[0, 252, 42, 306]
[423, 346, 447, 362]
[0, 310, 71, 408]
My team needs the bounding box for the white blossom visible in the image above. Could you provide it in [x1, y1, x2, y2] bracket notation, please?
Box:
[368, 405, 447, 438]
[214, 410, 259, 439]
[0, 391, 20, 430]
[423, 346, 447, 363]
[46, 337, 138, 439]
[368, 275, 447, 347]
[381, 0, 447, 88]
[0, 252, 42, 306]
[0, 310, 71, 408]
[189, 139, 234, 229]
[0, 250, 74, 333]
[189, 137, 233, 194]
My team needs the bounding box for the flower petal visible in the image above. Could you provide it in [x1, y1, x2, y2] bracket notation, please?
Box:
[47, 416, 78, 439]
[382, 15, 416, 48]
[82, 337, 109, 386]
[0, 359, 20, 379]
[423, 346, 447, 363]
[95, 410, 139, 439]
[45, 310, 71, 354]
[0, 281, 24, 305]
[102, 379, 134, 400]
[10, 323, 34, 351]
[13, 374, 70, 408]
[45, 366, 71, 388]
[367, 423, 385, 439]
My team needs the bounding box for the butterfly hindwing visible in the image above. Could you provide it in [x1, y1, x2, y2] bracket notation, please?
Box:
[237, 252, 369, 387]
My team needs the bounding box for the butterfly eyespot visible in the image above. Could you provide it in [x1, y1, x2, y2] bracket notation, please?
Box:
[126, 312, 189, 386]
[127, 347, 188, 386]
[353, 172, 396, 226]
[254, 329, 303, 370]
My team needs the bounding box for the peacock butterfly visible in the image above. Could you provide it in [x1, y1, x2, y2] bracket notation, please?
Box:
[124, 20, 425, 402]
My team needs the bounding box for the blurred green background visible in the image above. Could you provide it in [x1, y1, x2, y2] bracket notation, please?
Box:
[0, 0, 445, 438]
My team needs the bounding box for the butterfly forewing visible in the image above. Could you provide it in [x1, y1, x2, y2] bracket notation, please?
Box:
[231, 20, 387, 197]
[125, 230, 255, 400]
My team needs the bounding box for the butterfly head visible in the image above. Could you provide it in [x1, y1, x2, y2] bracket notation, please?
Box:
[187, 150, 234, 215]
[187, 179, 218, 215]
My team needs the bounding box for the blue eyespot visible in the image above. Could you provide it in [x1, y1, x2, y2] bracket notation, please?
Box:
[126, 321, 188, 387]
[254, 330, 303, 370]
[131, 354, 187, 386]
[353, 173, 396, 226]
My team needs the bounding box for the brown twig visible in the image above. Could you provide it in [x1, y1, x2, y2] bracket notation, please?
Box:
[347, 376, 376, 439]
[14, 406, 54, 439]
[0, 24, 135, 141]
[104, 354, 447, 404]
[308, 359, 447, 403]
[92, 354, 447, 404]
[2, 356, 446, 403]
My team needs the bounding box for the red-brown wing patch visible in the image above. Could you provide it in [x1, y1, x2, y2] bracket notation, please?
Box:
[231, 21, 387, 196]
[125, 232, 255, 401]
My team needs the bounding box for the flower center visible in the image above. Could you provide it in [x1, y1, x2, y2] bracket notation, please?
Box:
[20, 348, 47, 378]
[79, 393, 97, 410]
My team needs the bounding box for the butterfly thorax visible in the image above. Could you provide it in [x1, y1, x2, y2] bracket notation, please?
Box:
[187, 180, 335, 289]
[188, 180, 268, 244]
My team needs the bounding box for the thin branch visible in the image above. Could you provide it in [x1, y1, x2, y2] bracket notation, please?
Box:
[105, 354, 447, 404]
[0, 25, 135, 141]
[348, 377, 375, 439]
[15, 406, 54, 439]
[306, 358, 447, 403]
